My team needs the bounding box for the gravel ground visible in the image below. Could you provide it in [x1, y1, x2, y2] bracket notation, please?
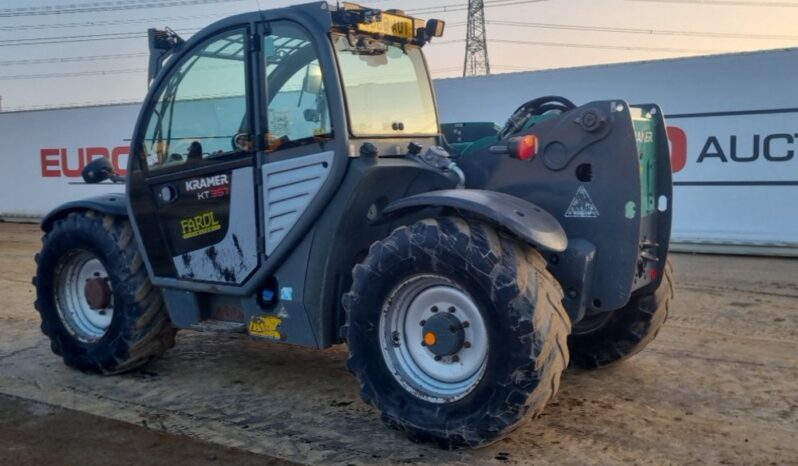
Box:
[0, 221, 796, 465]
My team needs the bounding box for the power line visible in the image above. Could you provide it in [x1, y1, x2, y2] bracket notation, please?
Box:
[1, 0, 162, 11]
[431, 38, 723, 54]
[407, 0, 550, 15]
[0, 1, 544, 48]
[0, 13, 221, 31]
[0, 68, 146, 81]
[0, 31, 148, 47]
[0, 0, 158, 15]
[487, 20, 798, 41]
[446, 19, 798, 41]
[0, 2, 566, 50]
[0, 40, 728, 81]
[627, 0, 798, 6]
[0, 52, 147, 67]
[0, 29, 196, 47]
[0, 0, 244, 17]
[492, 38, 721, 54]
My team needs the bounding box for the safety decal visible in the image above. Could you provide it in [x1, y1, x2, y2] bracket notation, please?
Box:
[248, 315, 283, 340]
[564, 185, 600, 218]
[180, 211, 222, 239]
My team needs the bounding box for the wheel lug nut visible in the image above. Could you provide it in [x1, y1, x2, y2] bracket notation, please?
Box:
[452, 355, 460, 362]
[434, 355, 442, 361]
[419, 320, 426, 326]
[464, 341, 471, 348]
[462, 321, 470, 328]
[448, 306, 456, 313]
[430, 305, 438, 313]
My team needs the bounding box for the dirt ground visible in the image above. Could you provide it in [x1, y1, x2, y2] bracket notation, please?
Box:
[0, 393, 296, 466]
[0, 221, 796, 465]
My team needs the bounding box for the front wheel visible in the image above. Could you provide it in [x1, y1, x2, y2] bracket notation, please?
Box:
[344, 217, 570, 448]
[568, 260, 673, 368]
[33, 211, 176, 374]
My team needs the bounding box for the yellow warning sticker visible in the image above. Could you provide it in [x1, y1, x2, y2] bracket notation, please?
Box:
[180, 211, 221, 239]
[248, 315, 282, 340]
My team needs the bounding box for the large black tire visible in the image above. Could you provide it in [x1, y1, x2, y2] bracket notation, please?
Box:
[343, 217, 570, 448]
[568, 260, 673, 368]
[33, 211, 176, 374]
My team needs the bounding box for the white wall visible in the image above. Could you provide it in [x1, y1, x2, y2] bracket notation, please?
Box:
[0, 103, 139, 218]
[1, 49, 796, 253]
[434, 48, 798, 251]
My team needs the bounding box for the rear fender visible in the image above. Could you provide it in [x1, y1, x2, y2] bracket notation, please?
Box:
[41, 194, 127, 231]
[382, 189, 567, 252]
[456, 100, 673, 317]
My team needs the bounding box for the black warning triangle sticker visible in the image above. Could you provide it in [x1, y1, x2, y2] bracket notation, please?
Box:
[564, 185, 600, 218]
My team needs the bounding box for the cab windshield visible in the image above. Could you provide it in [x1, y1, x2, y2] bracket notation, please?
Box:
[332, 34, 438, 136]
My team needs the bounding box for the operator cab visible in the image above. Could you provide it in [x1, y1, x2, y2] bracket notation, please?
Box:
[127, 2, 447, 291]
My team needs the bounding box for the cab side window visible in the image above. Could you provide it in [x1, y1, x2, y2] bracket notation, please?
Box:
[141, 30, 249, 171]
[264, 23, 332, 150]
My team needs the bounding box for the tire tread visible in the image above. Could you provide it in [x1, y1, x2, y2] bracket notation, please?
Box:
[33, 210, 176, 375]
[344, 217, 570, 448]
[569, 259, 673, 369]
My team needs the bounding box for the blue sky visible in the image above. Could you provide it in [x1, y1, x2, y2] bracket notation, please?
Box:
[1, 0, 796, 110]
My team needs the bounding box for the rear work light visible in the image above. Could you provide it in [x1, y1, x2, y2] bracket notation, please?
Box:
[489, 134, 538, 161]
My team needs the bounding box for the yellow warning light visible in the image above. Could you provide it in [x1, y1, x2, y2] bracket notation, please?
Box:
[344, 2, 421, 40]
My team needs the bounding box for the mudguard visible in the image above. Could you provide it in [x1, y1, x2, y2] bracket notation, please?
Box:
[383, 189, 568, 252]
[41, 193, 127, 231]
[455, 100, 672, 319]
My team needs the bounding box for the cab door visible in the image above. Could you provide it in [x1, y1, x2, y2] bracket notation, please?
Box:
[128, 27, 260, 285]
[257, 20, 336, 257]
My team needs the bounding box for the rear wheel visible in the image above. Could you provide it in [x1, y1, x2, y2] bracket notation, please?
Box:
[34, 211, 176, 374]
[568, 260, 673, 368]
[344, 217, 570, 448]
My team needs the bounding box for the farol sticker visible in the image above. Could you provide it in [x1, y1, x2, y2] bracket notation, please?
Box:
[180, 211, 222, 239]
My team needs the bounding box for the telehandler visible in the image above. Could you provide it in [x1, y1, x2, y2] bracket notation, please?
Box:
[33, 2, 673, 448]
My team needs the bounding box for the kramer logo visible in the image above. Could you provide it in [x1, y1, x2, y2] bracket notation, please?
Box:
[181, 211, 221, 239]
[184, 174, 229, 192]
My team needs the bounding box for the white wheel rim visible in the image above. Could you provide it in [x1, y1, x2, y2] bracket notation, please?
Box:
[54, 249, 114, 343]
[379, 274, 488, 403]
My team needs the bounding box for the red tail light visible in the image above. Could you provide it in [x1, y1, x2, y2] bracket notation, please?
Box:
[510, 135, 538, 161]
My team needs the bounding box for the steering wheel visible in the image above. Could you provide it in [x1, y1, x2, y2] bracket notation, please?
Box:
[232, 132, 252, 152]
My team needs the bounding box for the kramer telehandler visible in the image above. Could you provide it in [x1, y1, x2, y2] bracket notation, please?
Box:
[33, 2, 673, 448]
